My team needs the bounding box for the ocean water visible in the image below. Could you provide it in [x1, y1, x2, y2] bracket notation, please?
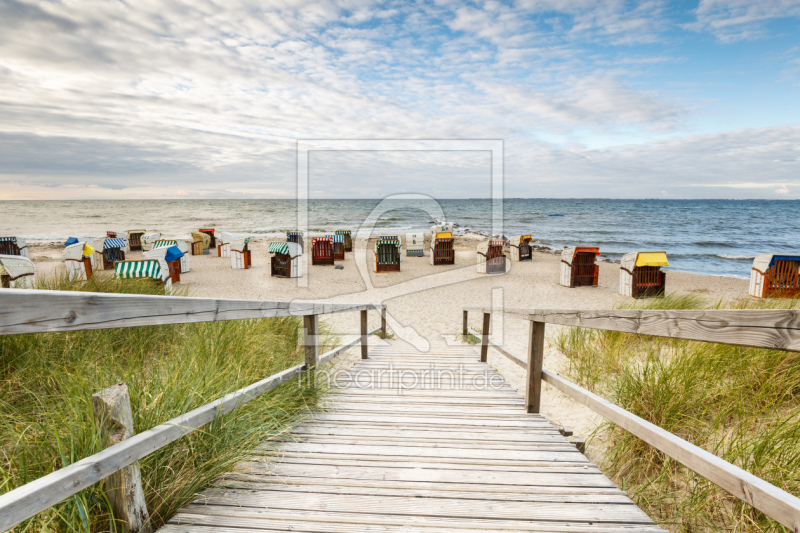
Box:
[1, 199, 797, 278]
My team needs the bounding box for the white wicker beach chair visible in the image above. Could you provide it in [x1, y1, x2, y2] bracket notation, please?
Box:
[477, 241, 506, 274]
[141, 232, 161, 252]
[620, 251, 668, 298]
[560, 247, 600, 287]
[145, 246, 184, 284]
[231, 237, 251, 269]
[218, 232, 237, 258]
[405, 233, 424, 256]
[0, 254, 36, 288]
[0, 236, 29, 258]
[63, 242, 95, 281]
[509, 235, 533, 262]
[750, 254, 800, 298]
[114, 257, 172, 290]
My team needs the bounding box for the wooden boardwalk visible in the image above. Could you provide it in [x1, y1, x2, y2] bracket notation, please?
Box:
[161, 342, 665, 532]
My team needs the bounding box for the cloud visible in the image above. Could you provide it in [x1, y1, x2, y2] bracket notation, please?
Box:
[688, 0, 800, 42]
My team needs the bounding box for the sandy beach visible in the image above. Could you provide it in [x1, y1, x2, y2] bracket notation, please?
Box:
[26, 235, 750, 461]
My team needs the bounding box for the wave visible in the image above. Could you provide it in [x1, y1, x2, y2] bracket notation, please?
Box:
[716, 254, 756, 260]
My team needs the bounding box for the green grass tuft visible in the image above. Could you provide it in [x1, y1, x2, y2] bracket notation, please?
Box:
[1, 274, 333, 532]
[555, 293, 800, 532]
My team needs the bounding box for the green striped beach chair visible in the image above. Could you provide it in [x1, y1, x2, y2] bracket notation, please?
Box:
[375, 238, 400, 273]
[114, 258, 172, 290]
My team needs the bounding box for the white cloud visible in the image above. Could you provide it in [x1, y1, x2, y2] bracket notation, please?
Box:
[688, 0, 800, 42]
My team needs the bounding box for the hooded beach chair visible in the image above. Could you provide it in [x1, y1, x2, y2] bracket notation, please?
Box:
[63, 241, 95, 281]
[127, 230, 146, 251]
[0, 254, 35, 289]
[190, 232, 209, 256]
[217, 232, 236, 257]
[154, 239, 190, 273]
[100, 237, 127, 270]
[311, 237, 334, 266]
[560, 247, 600, 287]
[115, 257, 172, 290]
[200, 229, 216, 250]
[405, 232, 424, 256]
[141, 232, 161, 252]
[327, 234, 345, 261]
[477, 241, 506, 274]
[287, 232, 304, 250]
[509, 235, 533, 262]
[269, 241, 302, 278]
[106, 231, 117, 238]
[375, 238, 401, 273]
[335, 230, 353, 252]
[620, 251, 668, 298]
[145, 246, 184, 283]
[0, 236, 28, 258]
[750, 254, 800, 298]
[429, 225, 454, 266]
[379, 235, 402, 259]
[230, 237, 251, 269]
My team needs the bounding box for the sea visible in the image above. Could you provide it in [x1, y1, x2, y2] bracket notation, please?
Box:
[1, 199, 797, 279]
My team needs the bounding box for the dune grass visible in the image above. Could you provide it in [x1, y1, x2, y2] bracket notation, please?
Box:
[555, 294, 800, 532]
[1, 274, 335, 532]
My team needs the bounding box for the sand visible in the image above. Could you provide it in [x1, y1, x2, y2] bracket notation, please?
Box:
[26, 236, 750, 462]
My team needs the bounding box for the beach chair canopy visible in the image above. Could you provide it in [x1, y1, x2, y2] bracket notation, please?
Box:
[327, 235, 345, 243]
[115, 259, 168, 281]
[269, 241, 301, 258]
[406, 232, 423, 243]
[127, 229, 146, 237]
[145, 246, 184, 263]
[511, 235, 532, 245]
[231, 237, 250, 252]
[152, 239, 177, 249]
[335, 230, 351, 236]
[375, 238, 400, 250]
[220, 232, 237, 244]
[752, 254, 800, 273]
[287, 231, 303, 237]
[104, 238, 127, 250]
[64, 237, 80, 246]
[142, 232, 160, 240]
[0, 254, 35, 280]
[477, 241, 504, 255]
[63, 242, 95, 260]
[621, 251, 669, 272]
[561, 246, 600, 265]
[430, 223, 454, 234]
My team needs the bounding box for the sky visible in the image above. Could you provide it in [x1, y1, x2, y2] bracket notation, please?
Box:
[0, 0, 798, 200]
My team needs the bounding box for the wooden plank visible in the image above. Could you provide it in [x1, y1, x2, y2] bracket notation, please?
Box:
[361, 309, 369, 359]
[0, 289, 386, 336]
[0, 363, 304, 532]
[462, 309, 468, 336]
[480, 312, 490, 362]
[528, 308, 800, 352]
[303, 314, 318, 369]
[541, 369, 800, 532]
[526, 320, 545, 413]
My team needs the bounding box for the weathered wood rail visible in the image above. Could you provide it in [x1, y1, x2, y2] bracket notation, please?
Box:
[0, 289, 386, 532]
[464, 307, 800, 533]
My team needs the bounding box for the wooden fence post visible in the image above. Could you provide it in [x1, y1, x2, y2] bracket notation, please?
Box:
[526, 320, 545, 413]
[480, 312, 490, 362]
[361, 309, 368, 359]
[303, 314, 319, 369]
[92, 383, 151, 533]
[462, 310, 468, 336]
[380, 307, 387, 340]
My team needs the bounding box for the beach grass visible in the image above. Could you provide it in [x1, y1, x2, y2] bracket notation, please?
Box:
[1, 274, 334, 532]
[555, 294, 800, 532]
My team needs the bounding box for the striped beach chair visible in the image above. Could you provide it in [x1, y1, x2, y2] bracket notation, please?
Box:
[620, 252, 668, 298]
[560, 247, 600, 287]
[327, 234, 345, 261]
[477, 241, 506, 274]
[750, 254, 800, 298]
[145, 246, 184, 283]
[336, 230, 352, 252]
[375, 238, 401, 273]
[406, 232, 424, 256]
[231, 237, 251, 269]
[287, 232, 304, 250]
[63, 242, 95, 281]
[509, 235, 533, 262]
[115, 258, 172, 289]
[0, 254, 35, 289]
[127, 230, 146, 251]
[0, 236, 28, 258]
[101, 238, 127, 270]
[269, 241, 302, 278]
[311, 237, 334, 266]
[141, 232, 161, 252]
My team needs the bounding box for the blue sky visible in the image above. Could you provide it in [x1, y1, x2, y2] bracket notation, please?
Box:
[0, 0, 798, 199]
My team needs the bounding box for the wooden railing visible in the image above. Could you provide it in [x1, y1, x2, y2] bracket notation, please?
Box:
[463, 307, 800, 532]
[0, 289, 387, 532]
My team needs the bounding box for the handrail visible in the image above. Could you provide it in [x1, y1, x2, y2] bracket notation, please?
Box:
[0, 289, 387, 531]
[464, 307, 800, 532]
[0, 289, 385, 336]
